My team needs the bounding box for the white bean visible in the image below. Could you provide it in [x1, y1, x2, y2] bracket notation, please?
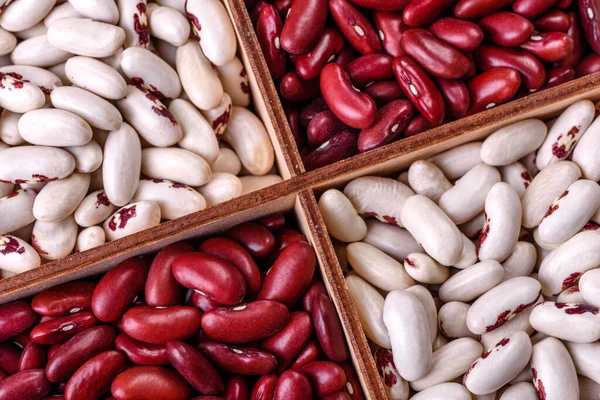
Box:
[437, 301, 477, 339]
[0, 72, 45, 113]
[530, 337, 579, 400]
[0, 234, 40, 273]
[33, 172, 90, 222]
[74, 190, 116, 228]
[103, 200, 161, 241]
[196, 173, 241, 208]
[64, 139, 103, 174]
[499, 382, 538, 400]
[0, 0, 55, 32]
[319, 189, 367, 243]
[363, 219, 421, 262]
[31, 215, 77, 260]
[578, 268, 600, 308]
[428, 141, 483, 180]
[438, 260, 504, 302]
[346, 274, 390, 348]
[146, 3, 189, 46]
[564, 341, 600, 385]
[50, 86, 122, 131]
[407, 160, 452, 202]
[573, 114, 600, 181]
[0, 65, 62, 95]
[404, 253, 449, 284]
[133, 178, 206, 220]
[0, 27, 16, 55]
[169, 98, 219, 164]
[499, 161, 531, 199]
[102, 123, 141, 206]
[0, 146, 75, 184]
[479, 299, 537, 350]
[480, 119, 547, 166]
[501, 241, 537, 281]
[68, 0, 119, 24]
[216, 56, 251, 108]
[211, 147, 242, 176]
[44, 2, 81, 27]
[141, 147, 211, 187]
[65, 56, 127, 100]
[117, 0, 150, 48]
[0, 189, 36, 235]
[10, 34, 71, 68]
[406, 284, 438, 344]
[47, 17, 125, 57]
[19, 108, 93, 147]
[454, 233, 477, 269]
[75, 225, 105, 252]
[529, 301, 600, 343]
[201, 93, 232, 139]
[120, 47, 182, 100]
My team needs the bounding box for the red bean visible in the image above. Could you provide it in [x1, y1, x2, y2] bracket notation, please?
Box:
[435, 78, 470, 118]
[344, 0, 410, 10]
[12, 332, 31, 348]
[479, 12, 534, 47]
[0, 301, 36, 342]
[268, 228, 308, 264]
[300, 97, 329, 127]
[274, 370, 313, 400]
[520, 32, 574, 62]
[400, 29, 469, 79]
[364, 80, 406, 107]
[559, 11, 586, 68]
[284, 105, 305, 149]
[428, 18, 483, 53]
[279, 0, 327, 54]
[334, 43, 359, 69]
[279, 71, 321, 103]
[0, 370, 5, 383]
[111, 366, 191, 400]
[64, 350, 125, 400]
[312, 294, 347, 363]
[226, 222, 276, 259]
[199, 237, 262, 298]
[91, 258, 148, 323]
[250, 375, 277, 400]
[30, 312, 97, 345]
[404, 114, 440, 136]
[17, 343, 45, 373]
[257, 214, 286, 233]
[122, 306, 203, 344]
[197, 342, 277, 375]
[0, 342, 21, 375]
[475, 45, 546, 91]
[544, 66, 576, 88]
[467, 67, 522, 115]
[261, 311, 313, 372]
[347, 54, 394, 88]
[513, 0, 560, 19]
[145, 242, 192, 307]
[454, 0, 513, 19]
[307, 110, 350, 148]
[0, 369, 51, 400]
[358, 99, 413, 152]
[329, 0, 382, 55]
[299, 361, 347, 397]
[576, 53, 600, 76]
[340, 363, 365, 399]
[304, 130, 357, 170]
[291, 340, 324, 369]
[558, 0, 573, 8]
[534, 10, 572, 32]
[581, 0, 600, 53]
[392, 56, 446, 124]
[166, 341, 223, 395]
[256, 4, 286, 80]
[31, 281, 96, 317]
[223, 376, 249, 400]
[464, 51, 477, 79]
[296, 27, 345, 80]
[250, 0, 268, 24]
[47, 344, 61, 360]
[323, 392, 352, 400]
[372, 11, 407, 57]
[192, 291, 224, 312]
[115, 333, 169, 365]
[202, 300, 289, 344]
[302, 281, 328, 313]
[403, 0, 454, 27]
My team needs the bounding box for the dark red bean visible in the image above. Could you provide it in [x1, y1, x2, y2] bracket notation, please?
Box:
[454, 0, 513, 19]
[475, 45, 546, 91]
[30, 312, 97, 345]
[0, 342, 21, 375]
[122, 306, 203, 344]
[111, 366, 191, 400]
[364, 80, 406, 107]
[0, 301, 36, 342]
[576, 53, 600, 76]
[302, 281, 328, 313]
[403, 0, 454, 27]
[47, 344, 61, 360]
[192, 291, 224, 312]
[544, 66, 576, 88]
[0, 369, 51, 400]
[479, 12, 534, 47]
[18, 342, 46, 371]
[534, 10, 572, 32]
[372, 11, 406, 57]
[64, 350, 125, 400]
[12, 332, 31, 348]
[300, 97, 329, 127]
[559, 11, 587, 68]
[115, 333, 169, 365]
[357, 99, 413, 152]
[323, 392, 352, 400]
[466, 68, 522, 115]
[0, 370, 5, 383]
[226, 222, 276, 258]
[257, 214, 286, 232]
[428, 18, 483, 53]
[256, 4, 286, 80]
[250, 0, 268, 24]
[312, 294, 347, 363]
[435, 78, 470, 118]
[268, 228, 308, 264]
[91, 257, 148, 323]
[223, 376, 249, 400]
[31, 281, 95, 317]
[464, 51, 476, 79]
[392, 56, 446, 124]
[296, 27, 345, 80]
[520, 32, 574, 62]
[558, 0, 573, 8]
[307, 110, 350, 148]
[279, 0, 327, 54]
[284, 105, 305, 149]
[274, 370, 313, 400]
[272, 0, 291, 19]
[304, 131, 357, 171]
[250, 375, 277, 400]
[404, 113, 444, 137]
[344, 0, 410, 10]
[299, 361, 347, 398]
[347, 54, 394, 87]
[513, 0, 560, 19]
[279, 71, 321, 103]
[329, 0, 382, 55]
[167, 341, 223, 395]
[334, 43, 359, 68]
[261, 311, 314, 372]
[197, 342, 277, 375]
[291, 340, 324, 369]
[340, 363, 365, 399]
[145, 242, 192, 307]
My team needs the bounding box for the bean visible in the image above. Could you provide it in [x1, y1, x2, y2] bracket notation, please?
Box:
[296, 27, 345, 81]
[372, 11, 406, 57]
[115, 333, 169, 365]
[513, 0, 560, 19]
[520, 32, 574, 62]
[346, 275, 389, 348]
[0, 301, 36, 342]
[404, 113, 443, 137]
[250, 375, 277, 400]
[274, 370, 312, 400]
[479, 12, 534, 47]
[435, 78, 470, 118]
[534, 10, 572, 32]
[18, 342, 46, 371]
[312, 294, 347, 363]
[64, 351, 125, 400]
[576, 53, 600, 76]
[302, 281, 329, 313]
[260, 311, 314, 372]
[280, 71, 321, 103]
[197, 341, 277, 375]
[347, 54, 394, 88]
[30, 312, 97, 345]
[121, 306, 203, 344]
[223, 375, 249, 400]
[166, 341, 223, 395]
[329, 0, 382, 55]
[530, 337, 578, 399]
[226, 222, 275, 258]
[111, 366, 191, 400]
[560, 11, 586, 68]
[144, 242, 192, 307]
[307, 110, 351, 149]
[303, 130, 358, 171]
[0, 369, 51, 400]
[467, 68, 521, 115]
[364, 80, 406, 107]
[357, 99, 413, 152]
[299, 361, 346, 397]
[256, 4, 286, 80]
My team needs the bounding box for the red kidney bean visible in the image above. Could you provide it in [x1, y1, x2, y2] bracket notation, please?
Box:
[324, 392, 352, 400]
[329, 0, 382, 55]
[258, 241, 316, 307]
[372, 11, 406, 57]
[303, 130, 358, 170]
[0, 369, 51, 400]
[224, 376, 248, 400]
[464, 51, 476, 79]
[111, 366, 191, 400]
[0, 302, 36, 342]
[273, 0, 292, 19]
[291, 340, 324, 369]
[31, 281, 96, 317]
[0, 370, 5, 383]
[475, 45, 546, 91]
[345, 0, 411, 10]
[166, 341, 223, 395]
[197, 342, 277, 375]
[307, 110, 350, 148]
[467, 67, 522, 115]
[300, 97, 329, 127]
[364, 80, 406, 107]
[145, 242, 192, 307]
[400, 29, 469, 79]
[513, 0, 560, 19]
[392, 56, 446, 124]
[257, 214, 285, 232]
[261, 311, 313, 372]
[257, 5, 286, 80]
[30, 312, 97, 345]
[520, 32, 574, 62]
[299, 361, 346, 398]
[312, 294, 347, 363]
[12, 332, 31, 348]
[17, 342, 46, 371]
[280, 0, 327, 54]
[559, 11, 587, 68]
[251, 375, 277, 400]
[581, 0, 600, 53]
[91, 258, 148, 323]
[358, 99, 413, 152]
[46, 325, 116, 382]
[115, 333, 169, 365]
[544, 66, 576, 88]
[340, 363, 365, 400]
[0, 342, 21, 375]
[199, 238, 262, 298]
[192, 291, 224, 312]
[280, 71, 321, 103]
[479, 12, 534, 47]
[64, 350, 125, 400]
[268, 228, 308, 264]
[334, 43, 359, 69]
[435, 78, 470, 118]
[47, 344, 61, 360]
[189, 397, 223, 400]
[284, 106, 305, 149]
[576, 53, 600, 76]
[403, 0, 454, 27]
[558, 0, 573, 8]
[122, 306, 202, 344]
[454, 0, 513, 19]
[347, 54, 394, 88]
[296, 27, 345, 81]
[274, 370, 312, 400]
[226, 222, 276, 259]
[302, 281, 328, 313]
[404, 114, 442, 137]
[428, 18, 483, 52]
[250, 0, 268, 24]
[534, 10, 572, 32]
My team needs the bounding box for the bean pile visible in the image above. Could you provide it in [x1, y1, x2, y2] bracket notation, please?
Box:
[249, 0, 600, 169]
[0, 214, 363, 400]
[0, 0, 281, 274]
[320, 99, 600, 399]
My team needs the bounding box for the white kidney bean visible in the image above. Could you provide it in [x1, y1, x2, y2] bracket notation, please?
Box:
[0, 183, 13, 200]
[0, 72, 45, 114]
[530, 301, 600, 342]
[74, 190, 116, 228]
[580, 376, 600, 400]
[65, 56, 127, 100]
[499, 162, 531, 199]
[454, 234, 477, 269]
[117, 0, 150, 48]
[68, 0, 119, 24]
[196, 172, 241, 208]
[0, 65, 61, 95]
[407, 160, 452, 202]
[146, 3, 189, 46]
[404, 253, 449, 284]
[13, 23, 49, 42]
[31, 215, 77, 260]
[438, 260, 503, 302]
[499, 382, 538, 400]
[501, 241, 536, 281]
[0, 110, 24, 145]
[410, 382, 471, 400]
[319, 189, 367, 243]
[202, 93, 232, 139]
[481, 119, 547, 166]
[0, 146, 75, 184]
[428, 142, 483, 180]
[216, 57, 251, 108]
[75, 226, 105, 252]
[211, 147, 242, 176]
[141, 147, 211, 187]
[459, 211, 485, 240]
[238, 174, 282, 195]
[0, 27, 15, 55]
[556, 285, 585, 303]
[374, 347, 409, 400]
[133, 178, 206, 220]
[44, 2, 81, 27]
[47, 17, 125, 57]
[437, 301, 477, 339]
[564, 341, 600, 386]
[578, 268, 600, 308]
[50, 86, 121, 131]
[533, 226, 562, 251]
[530, 337, 579, 400]
[480, 299, 537, 350]
[346, 275, 390, 348]
[0, 189, 36, 235]
[10, 34, 71, 68]
[154, 38, 176, 68]
[432, 333, 448, 351]
[120, 47, 181, 100]
[103, 123, 141, 207]
[406, 285, 437, 344]
[573, 114, 600, 181]
[103, 200, 160, 241]
[32, 172, 89, 222]
[363, 219, 421, 262]
[0, 0, 55, 32]
[19, 108, 93, 147]
[0, 234, 40, 273]
[64, 139, 102, 174]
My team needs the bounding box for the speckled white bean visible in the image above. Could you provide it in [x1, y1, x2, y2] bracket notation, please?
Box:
[0, 234, 40, 273]
[428, 142, 483, 180]
[0, 0, 55, 32]
[196, 173, 241, 207]
[454, 234, 477, 269]
[0, 110, 24, 146]
[74, 190, 116, 227]
[578, 268, 600, 308]
[479, 299, 537, 350]
[481, 119, 547, 166]
[103, 123, 141, 207]
[13, 22, 47, 40]
[501, 241, 536, 281]
[407, 160, 452, 202]
[211, 147, 242, 175]
[530, 301, 600, 342]
[132, 178, 206, 220]
[19, 108, 93, 147]
[0, 65, 61, 95]
[10, 35, 71, 68]
[216, 57, 251, 108]
[346, 275, 390, 348]
[65, 56, 127, 100]
[406, 285, 437, 344]
[438, 260, 504, 302]
[374, 347, 409, 400]
[75, 226, 106, 252]
[530, 337, 579, 400]
[556, 285, 585, 303]
[120, 47, 181, 100]
[404, 253, 449, 284]
[141, 147, 211, 187]
[47, 17, 125, 57]
[437, 301, 477, 339]
[117, 0, 150, 48]
[103, 200, 161, 241]
[459, 211, 485, 240]
[33, 172, 89, 222]
[499, 162, 531, 199]
[498, 382, 538, 400]
[0, 146, 75, 184]
[69, 0, 119, 24]
[0, 27, 15, 55]
[573, 115, 600, 181]
[201, 93, 232, 139]
[44, 2, 81, 27]
[410, 382, 471, 400]
[238, 175, 282, 195]
[64, 139, 102, 174]
[362, 220, 421, 262]
[146, 3, 189, 46]
[31, 215, 77, 260]
[564, 341, 600, 385]
[0, 72, 45, 114]
[50, 86, 122, 131]
[0, 189, 36, 235]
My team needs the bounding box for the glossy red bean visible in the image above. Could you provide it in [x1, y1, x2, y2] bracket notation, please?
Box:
[251, 375, 277, 400]
[46, 325, 116, 382]
[115, 333, 169, 365]
[31, 281, 96, 317]
[145, 242, 192, 307]
[364, 80, 406, 107]
[0, 369, 51, 400]
[261, 311, 313, 372]
[199, 237, 262, 298]
[0, 342, 22, 375]
[559, 11, 586, 68]
[122, 306, 202, 344]
[345, 0, 410, 10]
[312, 293, 347, 363]
[358, 99, 413, 152]
[189, 397, 223, 400]
[520, 32, 574, 62]
[302, 281, 328, 313]
[111, 366, 191, 400]
[291, 340, 324, 369]
[284, 106, 305, 149]
[198, 342, 277, 375]
[403, 0, 454, 27]
[12, 332, 31, 348]
[581, 0, 600, 53]
[392, 56, 446, 124]
[467, 68, 522, 115]
[454, 0, 513, 19]
[299, 361, 346, 397]
[576, 53, 600, 76]
[324, 392, 352, 400]
[18, 342, 46, 371]
[269, 228, 308, 264]
[296, 27, 345, 81]
[272, 0, 292, 18]
[428, 18, 483, 53]
[256, 5, 286, 80]
[47, 344, 61, 360]
[404, 113, 444, 137]
[30, 311, 97, 345]
[436, 77, 470, 118]
[92, 258, 148, 323]
[372, 11, 406, 57]
[307, 110, 350, 148]
[0, 301, 36, 342]
[329, 0, 382, 55]
[347, 54, 394, 88]
[226, 222, 276, 258]
[166, 341, 223, 395]
[280, 71, 321, 103]
[0, 370, 5, 383]
[544, 66, 576, 88]
[280, 0, 327, 54]
[223, 376, 249, 400]
[257, 214, 286, 232]
[513, 0, 560, 19]
[304, 131, 358, 170]
[464, 51, 476, 79]
[334, 43, 359, 69]
[534, 10, 571, 32]
[192, 291, 224, 312]
[479, 12, 534, 47]
[558, 0, 573, 8]
[475, 45, 546, 91]
[340, 363, 365, 399]
[274, 370, 312, 400]
[250, 0, 268, 24]
[300, 97, 329, 127]
[64, 350, 125, 400]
